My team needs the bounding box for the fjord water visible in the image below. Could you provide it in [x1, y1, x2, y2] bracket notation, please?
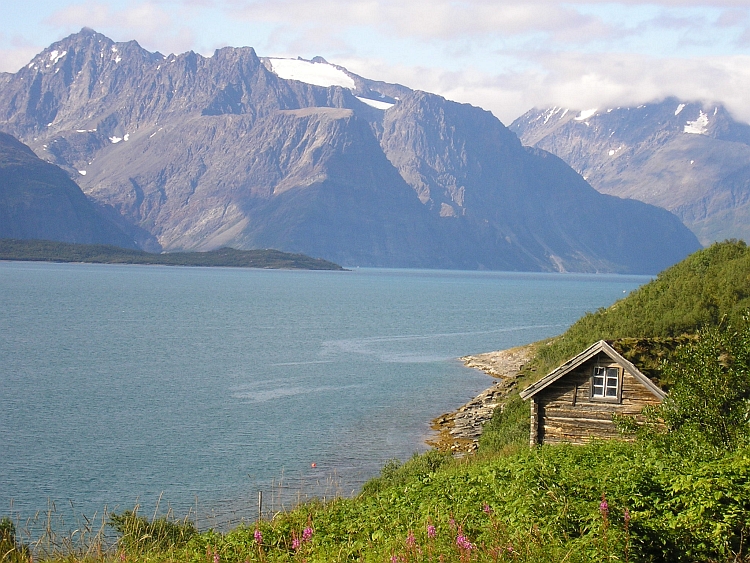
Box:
[0, 262, 648, 527]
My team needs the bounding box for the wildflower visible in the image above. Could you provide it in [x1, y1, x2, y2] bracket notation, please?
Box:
[483, 503, 493, 515]
[448, 517, 456, 530]
[302, 526, 313, 542]
[213, 551, 220, 563]
[406, 530, 416, 547]
[254, 528, 263, 544]
[624, 507, 631, 525]
[390, 555, 400, 563]
[599, 495, 609, 519]
[291, 537, 301, 551]
[427, 524, 436, 539]
[456, 534, 473, 550]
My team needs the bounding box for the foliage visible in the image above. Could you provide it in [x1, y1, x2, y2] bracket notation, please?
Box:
[93, 441, 750, 562]
[360, 450, 454, 495]
[0, 517, 28, 563]
[0, 239, 345, 270]
[108, 510, 197, 553]
[478, 393, 530, 452]
[655, 319, 750, 454]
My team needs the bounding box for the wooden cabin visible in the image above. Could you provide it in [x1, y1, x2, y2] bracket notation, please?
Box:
[519, 340, 666, 446]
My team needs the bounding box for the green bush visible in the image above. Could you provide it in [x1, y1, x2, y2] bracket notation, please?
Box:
[360, 450, 453, 495]
[0, 517, 28, 563]
[109, 510, 197, 553]
[479, 393, 530, 452]
[657, 318, 750, 455]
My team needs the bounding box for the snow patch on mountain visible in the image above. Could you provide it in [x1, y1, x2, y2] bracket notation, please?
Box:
[355, 96, 394, 110]
[267, 58, 355, 89]
[684, 110, 709, 135]
[675, 103, 686, 115]
[49, 50, 67, 65]
[575, 109, 597, 121]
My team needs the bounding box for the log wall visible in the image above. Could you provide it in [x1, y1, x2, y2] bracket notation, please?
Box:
[530, 353, 662, 445]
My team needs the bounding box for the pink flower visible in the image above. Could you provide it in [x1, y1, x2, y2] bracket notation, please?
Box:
[624, 507, 631, 524]
[427, 524, 436, 539]
[406, 530, 416, 547]
[292, 537, 301, 551]
[213, 552, 220, 563]
[390, 555, 400, 563]
[302, 526, 313, 542]
[456, 533, 474, 551]
[599, 495, 609, 518]
[254, 529, 263, 544]
[483, 503, 493, 515]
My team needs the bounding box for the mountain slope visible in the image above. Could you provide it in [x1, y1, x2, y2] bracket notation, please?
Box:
[510, 99, 750, 245]
[0, 29, 701, 272]
[0, 131, 143, 248]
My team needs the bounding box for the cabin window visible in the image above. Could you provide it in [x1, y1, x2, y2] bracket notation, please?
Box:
[592, 366, 620, 399]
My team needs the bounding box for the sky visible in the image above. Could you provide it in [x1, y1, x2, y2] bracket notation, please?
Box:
[1, 0, 749, 124]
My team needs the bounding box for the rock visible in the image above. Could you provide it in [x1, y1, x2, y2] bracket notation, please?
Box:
[427, 344, 535, 455]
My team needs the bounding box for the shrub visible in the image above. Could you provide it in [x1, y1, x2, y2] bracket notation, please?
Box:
[656, 318, 750, 455]
[109, 510, 197, 553]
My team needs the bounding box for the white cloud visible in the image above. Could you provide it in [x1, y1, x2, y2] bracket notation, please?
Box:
[0, 46, 41, 73]
[336, 50, 750, 125]
[225, 0, 616, 43]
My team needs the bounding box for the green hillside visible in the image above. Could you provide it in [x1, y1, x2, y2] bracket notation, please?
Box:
[531, 240, 750, 376]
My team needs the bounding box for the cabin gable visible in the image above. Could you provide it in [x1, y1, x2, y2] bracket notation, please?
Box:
[522, 341, 665, 446]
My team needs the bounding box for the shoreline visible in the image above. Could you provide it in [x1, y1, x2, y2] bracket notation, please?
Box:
[427, 344, 535, 455]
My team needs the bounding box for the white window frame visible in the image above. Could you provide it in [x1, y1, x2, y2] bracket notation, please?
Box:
[591, 365, 620, 401]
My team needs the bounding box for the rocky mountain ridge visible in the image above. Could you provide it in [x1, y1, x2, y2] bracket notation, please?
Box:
[0, 29, 700, 272]
[0, 131, 142, 247]
[511, 99, 750, 245]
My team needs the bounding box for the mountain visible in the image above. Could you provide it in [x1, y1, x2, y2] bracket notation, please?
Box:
[0, 131, 144, 248]
[0, 29, 701, 272]
[510, 99, 750, 246]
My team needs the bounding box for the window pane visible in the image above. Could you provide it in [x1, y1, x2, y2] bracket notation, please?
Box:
[605, 368, 618, 397]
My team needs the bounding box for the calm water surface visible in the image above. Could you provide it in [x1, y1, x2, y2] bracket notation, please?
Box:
[0, 262, 649, 527]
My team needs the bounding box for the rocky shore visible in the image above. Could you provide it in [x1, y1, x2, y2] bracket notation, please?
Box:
[427, 344, 534, 455]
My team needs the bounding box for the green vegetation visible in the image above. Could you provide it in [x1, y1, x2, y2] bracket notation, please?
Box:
[3, 240, 750, 562]
[109, 510, 197, 553]
[0, 518, 28, 563]
[0, 239, 345, 270]
[531, 240, 750, 376]
[656, 321, 750, 454]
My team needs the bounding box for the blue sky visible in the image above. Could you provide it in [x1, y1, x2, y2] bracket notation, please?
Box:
[1, 0, 749, 123]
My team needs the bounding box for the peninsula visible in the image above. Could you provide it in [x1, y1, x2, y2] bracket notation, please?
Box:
[0, 239, 345, 270]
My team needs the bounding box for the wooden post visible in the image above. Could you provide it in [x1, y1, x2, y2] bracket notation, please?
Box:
[258, 490, 263, 520]
[529, 399, 539, 447]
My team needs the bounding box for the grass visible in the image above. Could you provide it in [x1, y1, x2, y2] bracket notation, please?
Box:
[6, 439, 748, 562]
